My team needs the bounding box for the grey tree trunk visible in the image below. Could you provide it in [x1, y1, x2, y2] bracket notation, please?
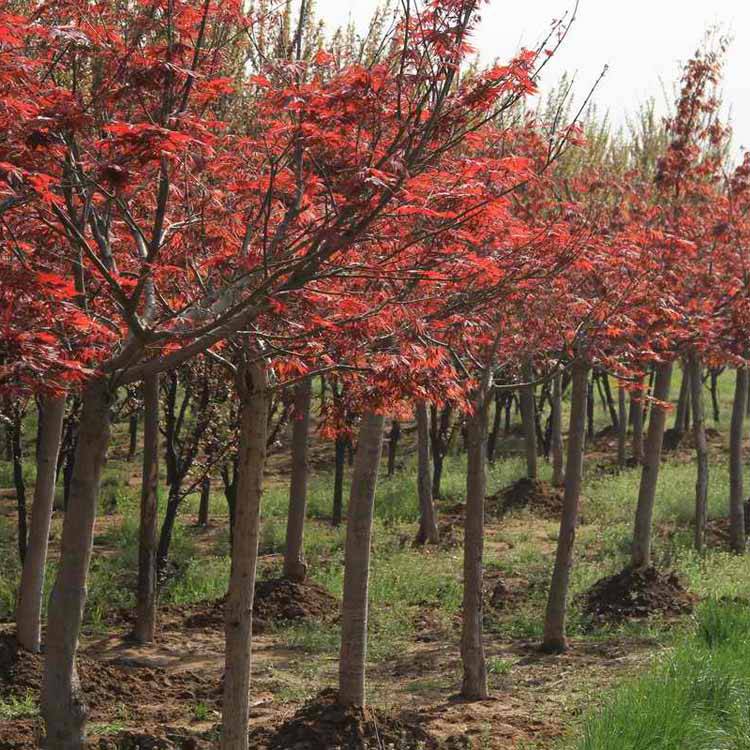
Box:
[283, 378, 312, 582]
[551, 374, 564, 487]
[617, 383, 627, 468]
[729, 367, 748, 553]
[41, 379, 112, 750]
[338, 412, 386, 707]
[542, 359, 589, 653]
[134, 373, 160, 643]
[387, 419, 400, 476]
[198, 476, 211, 527]
[414, 401, 439, 545]
[461, 395, 489, 700]
[631, 362, 673, 569]
[631, 383, 645, 464]
[332, 436, 346, 526]
[673, 364, 690, 435]
[689, 355, 708, 554]
[221, 362, 268, 750]
[16, 395, 65, 653]
[519, 364, 537, 480]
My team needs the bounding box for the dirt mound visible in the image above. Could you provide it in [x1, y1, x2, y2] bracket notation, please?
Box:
[662, 428, 685, 451]
[0, 629, 217, 749]
[180, 578, 338, 632]
[582, 566, 695, 623]
[705, 502, 750, 546]
[248, 689, 437, 750]
[490, 478, 564, 518]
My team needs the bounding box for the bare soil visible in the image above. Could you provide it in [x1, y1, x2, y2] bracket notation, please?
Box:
[489, 478, 565, 519]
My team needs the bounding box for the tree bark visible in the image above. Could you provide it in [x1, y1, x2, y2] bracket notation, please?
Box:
[519, 364, 537, 480]
[221, 363, 268, 750]
[386, 419, 400, 476]
[461, 394, 489, 700]
[332, 436, 346, 526]
[631, 382, 645, 464]
[41, 379, 112, 750]
[16, 395, 65, 653]
[617, 383, 627, 468]
[710, 369, 721, 423]
[134, 373, 160, 643]
[689, 355, 708, 554]
[586, 377, 595, 440]
[543, 359, 589, 653]
[198, 477, 211, 527]
[551, 374, 564, 487]
[631, 362, 673, 569]
[673, 364, 690, 435]
[414, 401, 439, 545]
[283, 378, 312, 582]
[338, 412, 386, 707]
[729, 367, 748, 554]
[127, 412, 139, 462]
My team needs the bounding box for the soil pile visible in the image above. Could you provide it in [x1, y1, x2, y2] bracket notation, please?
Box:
[181, 578, 338, 632]
[490, 478, 564, 519]
[582, 567, 695, 623]
[248, 689, 437, 750]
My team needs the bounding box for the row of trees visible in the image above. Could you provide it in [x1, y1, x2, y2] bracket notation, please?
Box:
[2, 1, 749, 748]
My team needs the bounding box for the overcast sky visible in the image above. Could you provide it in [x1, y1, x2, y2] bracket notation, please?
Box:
[316, 0, 750, 156]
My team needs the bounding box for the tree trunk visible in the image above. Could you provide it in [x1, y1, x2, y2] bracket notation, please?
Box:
[729, 367, 748, 554]
[386, 419, 400, 477]
[487, 389, 502, 463]
[631, 362, 673, 569]
[198, 477, 211, 527]
[586, 377, 595, 440]
[127, 412, 139, 462]
[710, 369, 721, 423]
[283, 378, 312, 582]
[41, 379, 111, 750]
[11, 406, 28, 564]
[156, 488, 181, 581]
[689, 355, 708, 554]
[461, 394, 489, 700]
[551, 374, 564, 487]
[673, 365, 689, 435]
[631, 382, 644, 464]
[617, 383, 627, 468]
[414, 401, 439, 545]
[543, 359, 589, 653]
[134, 374, 160, 643]
[338, 412, 386, 707]
[16, 395, 65, 653]
[519, 364, 537, 480]
[221, 363, 268, 750]
[332, 436, 346, 527]
[599, 372, 619, 430]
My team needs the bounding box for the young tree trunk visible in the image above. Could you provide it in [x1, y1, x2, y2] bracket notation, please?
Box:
[11, 406, 28, 564]
[156, 489, 181, 580]
[332, 436, 346, 527]
[586, 377, 595, 440]
[41, 379, 112, 750]
[221, 363, 268, 750]
[631, 383, 645, 464]
[461, 394, 489, 700]
[16, 395, 65, 653]
[386, 419, 400, 477]
[673, 364, 689, 435]
[134, 373, 160, 643]
[600, 372, 619, 430]
[430, 404, 452, 499]
[542, 359, 589, 653]
[283, 378, 312, 582]
[689, 355, 708, 554]
[414, 401, 439, 545]
[551, 374, 564, 487]
[487, 389, 503, 463]
[338, 412, 386, 707]
[631, 362, 673, 569]
[519, 364, 537, 480]
[617, 383, 627, 468]
[729, 367, 748, 554]
[127, 412, 139, 462]
[710, 369, 721, 423]
[198, 477, 211, 527]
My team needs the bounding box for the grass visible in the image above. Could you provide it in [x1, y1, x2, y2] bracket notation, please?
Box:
[572, 600, 750, 750]
[0, 693, 38, 720]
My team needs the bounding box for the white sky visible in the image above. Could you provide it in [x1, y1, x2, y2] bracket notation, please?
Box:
[316, 0, 750, 156]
